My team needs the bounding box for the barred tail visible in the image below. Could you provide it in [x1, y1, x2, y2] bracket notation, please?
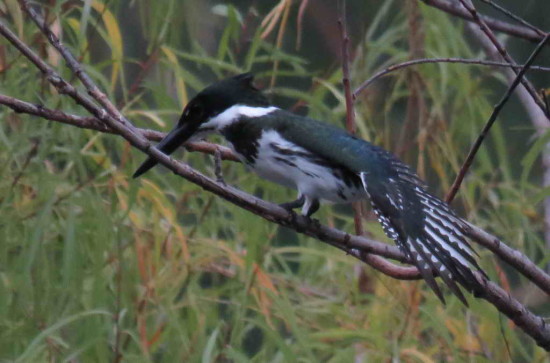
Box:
[359, 170, 487, 306]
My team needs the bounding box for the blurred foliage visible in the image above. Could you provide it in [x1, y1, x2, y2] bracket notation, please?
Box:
[0, 0, 549, 361]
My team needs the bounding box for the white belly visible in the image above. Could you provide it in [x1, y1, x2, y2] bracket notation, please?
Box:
[244, 130, 367, 204]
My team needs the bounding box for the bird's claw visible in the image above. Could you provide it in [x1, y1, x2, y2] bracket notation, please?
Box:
[303, 215, 321, 228]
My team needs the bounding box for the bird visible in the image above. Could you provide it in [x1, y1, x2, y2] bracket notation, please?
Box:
[133, 73, 487, 305]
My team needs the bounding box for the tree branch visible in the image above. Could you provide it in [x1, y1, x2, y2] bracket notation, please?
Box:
[478, 0, 547, 37]
[1, 3, 550, 350]
[338, 0, 366, 250]
[465, 20, 550, 274]
[0, 94, 239, 162]
[18, 0, 139, 133]
[465, 222, 550, 296]
[5, 92, 549, 298]
[445, 33, 550, 203]
[353, 57, 550, 99]
[419, 0, 547, 44]
[456, 0, 549, 118]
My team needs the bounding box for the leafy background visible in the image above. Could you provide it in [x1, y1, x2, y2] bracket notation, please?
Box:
[0, 0, 549, 361]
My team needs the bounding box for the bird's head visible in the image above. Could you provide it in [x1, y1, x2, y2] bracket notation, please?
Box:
[133, 72, 270, 178]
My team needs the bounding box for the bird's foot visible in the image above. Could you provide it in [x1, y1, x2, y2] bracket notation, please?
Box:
[303, 215, 321, 229]
[279, 195, 305, 212]
[285, 209, 299, 227]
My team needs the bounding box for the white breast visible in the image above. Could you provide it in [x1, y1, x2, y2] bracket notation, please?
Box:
[248, 130, 367, 204]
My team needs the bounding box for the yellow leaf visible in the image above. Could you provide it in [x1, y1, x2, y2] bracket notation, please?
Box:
[92, 1, 123, 91]
[4, 0, 24, 38]
[66, 18, 88, 54]
[138, 179, 176, 223]
[253, 263, 277, 294]
[127, 110, 166, 128]
[161, 46, 188, 108]
[400, 347, 435, 363]
[173, 225, 190, 262]
[444, 316, 481, 352]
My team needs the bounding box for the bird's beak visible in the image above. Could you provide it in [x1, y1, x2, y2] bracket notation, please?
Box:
[133, 121, 198, 178]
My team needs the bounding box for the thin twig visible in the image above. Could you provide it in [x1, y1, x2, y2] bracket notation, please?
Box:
[19, 0, 140, 132]
[466, 21, 550, 273]
[337, 0, 356, 135]
[419, 0, 546, 44]
[542, 89, 550, 115]
[121, 47, 160, 108]
[353, 58, 550, 100]
[478, 0, 547, 37]
[6, 91, 549, 294]
[457, 0, 549, 118]
[337, 0, 365, 251]
[464, 222, 550, 296]
[0, 94, 239, 161]
[3, 4, 550, 349]
[10, 138, 40, 189]
[295, 0, 309, 50]
[1, 18, 547, 291]
[445, 33, 550, 203]
[2, 78, 549, 298]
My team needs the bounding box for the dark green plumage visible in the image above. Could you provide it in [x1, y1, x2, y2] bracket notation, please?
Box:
[133, 73, 488, 305]
[221, 109, 485, 304]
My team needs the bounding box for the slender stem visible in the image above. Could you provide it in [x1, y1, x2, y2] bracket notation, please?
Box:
[419, 0, 546, 44]
[445, 34, 550, 203]
[5, 90, 549, 295]
[338, 0, 365, 247]
[19, 0, 140, 131]
[0, 94, 239, 161]
[354, 57, 550, 100]
[338, 0, 356, 135]
[457, 0, 549, 118]
[2, 3, 550, 350]
[478, 0, 547, 37]
[464, 222, 550, 296]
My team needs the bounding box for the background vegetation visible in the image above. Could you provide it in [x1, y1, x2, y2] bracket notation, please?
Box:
[1, 0, 549, 361]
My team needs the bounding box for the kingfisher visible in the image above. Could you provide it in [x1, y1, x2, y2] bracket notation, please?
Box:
[133, 73, 486, 305]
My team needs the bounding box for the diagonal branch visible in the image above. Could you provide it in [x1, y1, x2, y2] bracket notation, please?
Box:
[3, 92, 550, 296]
[2, 3, 550, 350]
[4, 90, 550, 348]
[478, 0, 547, 37]
[353, 57, 550, 99]
[465, 222, 550, 296]
[0, 94, 239, 161]
[466, 20, 550, 273]
[419, 0, 547, 44]
[445, 33, 550, 203]
[337, 0, 365, 246]
[18, 0, 138, 132]
[456, 0, 549, 118]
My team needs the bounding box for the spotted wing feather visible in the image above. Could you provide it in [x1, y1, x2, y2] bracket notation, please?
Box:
[358, 149, 485, 305]
[261, 111, 486, 303]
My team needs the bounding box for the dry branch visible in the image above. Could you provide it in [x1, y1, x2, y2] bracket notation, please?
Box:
[446, 33, 550, 203]
[3, 91, 549, 296]
[353, 58, 550, 100]
[1, 1, 549, 351]
[419, 0, 547, 44]
[456, 0, 548, 118]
